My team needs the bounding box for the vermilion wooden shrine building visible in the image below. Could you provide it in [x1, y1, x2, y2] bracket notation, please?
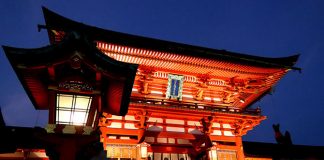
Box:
[1, 7, 309, 160]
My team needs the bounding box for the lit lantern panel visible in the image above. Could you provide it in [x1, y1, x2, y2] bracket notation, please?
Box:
[56, 94, 92, 126]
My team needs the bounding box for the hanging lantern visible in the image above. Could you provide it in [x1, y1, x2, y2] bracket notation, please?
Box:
[137, 142, 150, 159]
[56, 93, 93, 126]
[208, 146, 218, 160]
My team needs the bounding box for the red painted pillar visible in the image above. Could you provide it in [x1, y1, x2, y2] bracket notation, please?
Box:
[48, 91, 56, 124]
[235, 136, 245, 160]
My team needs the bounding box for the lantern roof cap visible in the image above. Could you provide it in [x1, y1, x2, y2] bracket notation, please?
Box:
[2, 33, 138, 116]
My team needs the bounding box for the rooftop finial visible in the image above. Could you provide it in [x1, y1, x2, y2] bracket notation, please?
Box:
[273, 123, 293, 145]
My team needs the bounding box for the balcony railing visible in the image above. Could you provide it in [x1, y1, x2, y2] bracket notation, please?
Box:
[130, 96, 261, 116]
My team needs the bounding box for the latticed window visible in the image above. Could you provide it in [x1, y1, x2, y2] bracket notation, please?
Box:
[56, 94, 92, 125]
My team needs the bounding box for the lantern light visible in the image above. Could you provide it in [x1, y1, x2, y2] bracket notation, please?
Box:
[137, 142, 150, 159]
[208, 146, 218, 160]
[56, 94, 93, 126]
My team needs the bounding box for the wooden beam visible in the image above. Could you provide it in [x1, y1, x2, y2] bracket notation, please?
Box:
[149, 145, 194, 154]
[106, 139, 138, 144]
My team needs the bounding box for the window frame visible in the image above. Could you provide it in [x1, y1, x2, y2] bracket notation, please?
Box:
[55, 93, 93, 126]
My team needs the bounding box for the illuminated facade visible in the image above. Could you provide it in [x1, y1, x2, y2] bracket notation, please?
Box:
[1, 7, 302, 160]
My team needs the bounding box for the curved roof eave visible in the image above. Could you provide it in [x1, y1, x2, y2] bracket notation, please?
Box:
[42, 7, 300, 71]
[2, 34, 138, 72]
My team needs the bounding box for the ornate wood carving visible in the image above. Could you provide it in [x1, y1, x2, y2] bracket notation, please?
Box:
[191, 116, 214, 153]
[70, 55, 82, 69]
[134, 110, 151, 129]
[199, 116, 213, 134]
[232, 119, 259, 136]
[138, 67, 154, 95]
[58, 80, 93, 91]
[98, 112, 112, 127]
[98, 112, 112, 149]
[195, 74, 210, 101]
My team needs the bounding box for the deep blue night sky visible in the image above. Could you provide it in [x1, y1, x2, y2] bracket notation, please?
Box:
[1, 1, 324, 146]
